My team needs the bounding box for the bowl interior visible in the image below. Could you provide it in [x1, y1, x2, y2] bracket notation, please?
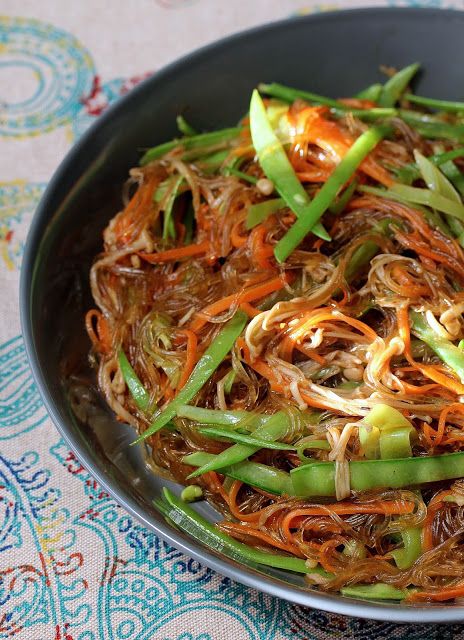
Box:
[21, 7, 464, 623]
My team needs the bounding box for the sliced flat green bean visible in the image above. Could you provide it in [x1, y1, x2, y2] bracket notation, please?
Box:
[186, 411, 288, 478]
[258, 82, 344, 110]
[184, 451, 294, 494]
[378, 63, 420, 107]
[246, 197, 285, 229]
[177, 405, 269, 427]
[410, 310, 464, 383]
[390, 527, 422, 569]
[140, 127, 243, 165]
[133, 310, 248, 443]
[176, 115, 197, 136]
[274, 125, 389, 263]
[291, 451, 464, 498]
[329, 180, 358, 215]
[162, 175, 183, 240]
[118, 349, 151, 412]
[341, 584, 407, 601]
[198, 427, 296, 450]
[249, 90, 330, 242]
[405, 93, 464, 113]
[391, 184, 464, 222]
[161, 488, 311, 573]
[223, 166, 258, 184]
[356, 83, 383, 102]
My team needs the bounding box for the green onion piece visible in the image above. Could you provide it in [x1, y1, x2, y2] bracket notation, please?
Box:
[162, 175, 183, 240]
[274, 125, 388, 263]
[222, 370, 236, 394]
[459, 339, 464, 351]
[162, 488, 313, 573]
[184, 451, 294, 494]
[249, 90, 330, 242]
[341, 583, 407, 601]
[133, 310, 248, 443]
[246, 197, 286, 229]
[118, 349, 151, 412]
[176, 115, 197, 136]
[410, 310, 464, 383]
[329, 180, 358, 215]
[140, 127, 243, 165]
[180, 485, 203, 502]
[378, 63, 420, 107]
[258, 82, 344, 110]
[390, 527, 422, 569]
[405, 93, 464, 113]
[223, 166, 258, 184]
[187, 411, 288, 478]
[198, 426, 296, 450]
[356, 83, 383, 102]
[290, 451, 464, 498]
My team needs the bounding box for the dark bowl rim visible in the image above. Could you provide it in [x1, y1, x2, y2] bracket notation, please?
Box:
[19, 6, 464, 623]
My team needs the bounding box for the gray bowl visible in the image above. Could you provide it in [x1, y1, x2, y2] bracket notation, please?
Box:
[20, 7, 464, 623]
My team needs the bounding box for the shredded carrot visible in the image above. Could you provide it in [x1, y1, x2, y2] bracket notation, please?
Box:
[176, 329, 198, 391]
[230, 219, 248, 248]
[139, 240, 210, 264]
[410, 584, 464, 602]
[113, 175, 158, 244]
[249, 224, 275, 270]
[318, 538, 344, 573]
[220, 521, 305, 557]
[189, 273, 293, 333]
[205, 471, 230, 505]
[422, 489, 452, 552]
[239, 301, 261, 318]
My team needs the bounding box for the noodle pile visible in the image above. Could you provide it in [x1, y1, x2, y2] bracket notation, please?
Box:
[87, 76, 464, 602]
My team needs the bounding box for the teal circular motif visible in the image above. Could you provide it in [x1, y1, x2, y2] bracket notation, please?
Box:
[0, 16, 95, 136]
[131, 578, 144, 594]
[117, 620, 136, 639]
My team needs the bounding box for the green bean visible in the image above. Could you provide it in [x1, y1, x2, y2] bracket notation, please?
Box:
[184, 451, 294, 494]
[341, 584, 407, 601]
[329, 180, 358, 215]
[378, 63, 420, 107]
[258, 82, 344, 110]
[140, 126, 243, 165]
[359, 404, 414, 460]
[198, 426, 296, 450]
[296, 439, 331, 463]
[246, 197, 285, 229]
[274, 125, 389, 263]
[395, 147, 464, 184]
[355, 83, 383, 102]
[390, 527, 422, 569]
[133, 310, 248, 443]
[223, 166, 258, 184]
[344, 218, 391, 283]
[177, 405, 269, 427]
[249, 90, 330, 242]
[405, 93, 464, 113]
[186, 411, 288, 478]
[176, 114, 197, 136]
[222, 370, 236, 394]
[118, 349, 151, 412]
[389, 184, 464, 221]
[162, 175, 183, 240]
[291, 451, 464, 498]
[161, 488, 312, 573]
[410, 310, 464, 383]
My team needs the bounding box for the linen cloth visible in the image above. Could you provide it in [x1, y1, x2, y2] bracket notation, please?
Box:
[2, 1, 464, 637]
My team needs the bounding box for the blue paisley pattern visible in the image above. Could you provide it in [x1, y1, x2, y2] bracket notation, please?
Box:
[2, 4, 464, 639]
[0, 17, 95, 137]
[0, 335, 48, 439]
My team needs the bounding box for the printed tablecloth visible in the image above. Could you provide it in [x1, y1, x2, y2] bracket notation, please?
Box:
[2, 1, 464, 638]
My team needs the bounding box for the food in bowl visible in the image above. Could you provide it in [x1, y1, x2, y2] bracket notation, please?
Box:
[86, 63, 464, 602]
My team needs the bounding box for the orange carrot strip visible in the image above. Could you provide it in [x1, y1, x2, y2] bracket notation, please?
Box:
[139, 240, 210, 264]
[189, 273, 293, 333]
[176, 329, 198, 391]
[220, 521, 305, 557]
[410, 585, 464, 602]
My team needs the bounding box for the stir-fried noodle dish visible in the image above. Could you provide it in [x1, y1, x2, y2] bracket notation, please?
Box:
[87, 64, 464, 602]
